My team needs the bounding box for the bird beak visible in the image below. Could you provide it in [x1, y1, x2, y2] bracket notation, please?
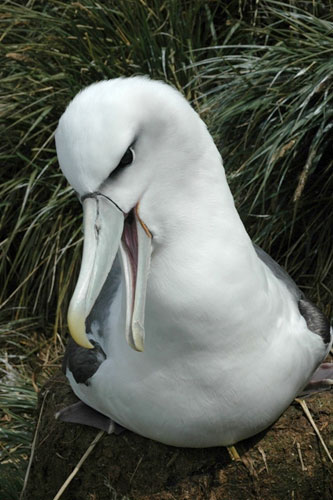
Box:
[119, 205, 152, 352]
[67, 194, 152, 352]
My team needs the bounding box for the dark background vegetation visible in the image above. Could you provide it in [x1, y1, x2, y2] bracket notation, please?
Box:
[0, 1, 332, 498]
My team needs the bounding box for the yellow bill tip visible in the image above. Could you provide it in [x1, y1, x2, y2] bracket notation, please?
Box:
[67, 303, 94, 349]
[132, 321, 145, 352]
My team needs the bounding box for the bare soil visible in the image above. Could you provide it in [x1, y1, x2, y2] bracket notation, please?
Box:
[23, 371, 332, 500]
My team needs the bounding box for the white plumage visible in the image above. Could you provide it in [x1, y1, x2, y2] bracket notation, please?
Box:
[55, 77, 331, 447]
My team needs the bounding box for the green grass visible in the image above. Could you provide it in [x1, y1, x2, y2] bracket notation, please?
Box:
[0, 361, 37, 500]
[194, 1, 333, 308]
[0, 0, 332, 497]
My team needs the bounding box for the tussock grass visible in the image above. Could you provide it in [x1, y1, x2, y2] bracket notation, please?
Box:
[0, 359, 37, 500]
[0, 0, 332, 497]
[0, 0, 225, 333]
[193, 1, 333, 309]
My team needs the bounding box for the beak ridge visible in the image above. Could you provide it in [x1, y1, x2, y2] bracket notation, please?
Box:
[67, 195, 124, 348]
[67, 194, 152, 352]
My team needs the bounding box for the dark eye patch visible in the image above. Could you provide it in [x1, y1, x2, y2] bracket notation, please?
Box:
[118, 147, 134, 167]
[109, 147, 134, 179]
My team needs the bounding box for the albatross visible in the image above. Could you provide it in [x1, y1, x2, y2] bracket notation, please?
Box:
[55, 76, 332, 447]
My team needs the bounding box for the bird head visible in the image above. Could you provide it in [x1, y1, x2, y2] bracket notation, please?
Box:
[55, 77, 219, 351]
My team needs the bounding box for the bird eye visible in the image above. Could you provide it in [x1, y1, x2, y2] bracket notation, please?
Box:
[118, 147, 134, 167]
[109, 147, 135, 179]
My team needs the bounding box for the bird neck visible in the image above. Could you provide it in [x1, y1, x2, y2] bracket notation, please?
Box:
[145, 148, 271, 341]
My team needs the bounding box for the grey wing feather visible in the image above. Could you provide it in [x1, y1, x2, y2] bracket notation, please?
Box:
[254, 243, 331, 344]
[253, 243, 303, 300]
[298, 299, 331, 344]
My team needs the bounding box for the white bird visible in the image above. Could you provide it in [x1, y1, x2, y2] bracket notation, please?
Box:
[55, 76, 332, 447]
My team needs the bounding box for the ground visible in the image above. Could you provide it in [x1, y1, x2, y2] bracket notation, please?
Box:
[23, 371, 332, 500]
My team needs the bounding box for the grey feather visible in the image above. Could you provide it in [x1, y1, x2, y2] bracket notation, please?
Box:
[62, 338, 106, 385]
[63, 255, 122, 384]
[253, 243, 303, 300]
[298, 298, 331, 344]
[254, 244, 331, 344]
[86, 254, 122, 337]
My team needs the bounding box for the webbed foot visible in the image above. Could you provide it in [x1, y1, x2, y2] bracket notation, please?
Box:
[55, 401, 125, 434]
[298, 363, 333, 397]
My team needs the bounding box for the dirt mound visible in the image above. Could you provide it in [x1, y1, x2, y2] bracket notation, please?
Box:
[23, 372, 332, 499]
